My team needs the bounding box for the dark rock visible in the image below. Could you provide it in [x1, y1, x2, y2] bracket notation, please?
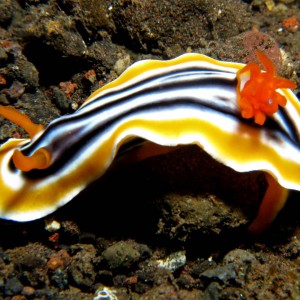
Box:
[69, 244, 97, 289]
[50, 269, 69, 290]
[219, 287, 248, 300]
[57, 0, 116, 35]
[102, 240, 142, 270]
[50, 86, 71, 112]
[0, 48, 8, 61]
[204, 282, 221, 300]
[0, 0, 15, 26]
[12, 4, 87, 58]
[112, 274, 127, 287]
[191, 258, 217, 278]
[2, 80, 25, 99]
[200, 264, 237, 284]
[0, 40, 39, 88]
[15, 58, 39, 87]
[0, 276, 4, 296]
[150, 146, 263, 241]
[18, 91, 60, 125]
[0, 251, 10, 264]
[34, 288, 57, 299]
[283, 238, 300, 259]
[112, 0, 253, 54]
[6, 243, 48, 270]
[4, 277, 24, 296]
[86, 39, 119, 69]
[135, 264, 172, 291]
[140, 284, 204, 299]
[176, 273, 197, 290]
[157, 192, 247, 241]
[135, 243, 152, 260]
[223, 249, 257, 265]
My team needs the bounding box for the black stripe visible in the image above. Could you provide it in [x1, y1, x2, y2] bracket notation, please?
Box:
[17, 66, 299, 177]
[56, 66, 300, 146]
[21, 68, 238, 155]
[276, 106, 299, 143]
[21, 97, 298, 180]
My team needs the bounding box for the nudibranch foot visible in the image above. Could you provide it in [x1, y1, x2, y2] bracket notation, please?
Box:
[248, 173, 289, 234]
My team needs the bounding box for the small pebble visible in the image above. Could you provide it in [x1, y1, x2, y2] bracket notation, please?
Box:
[22, 286, 35, 296]
[156, 250, 186, 271]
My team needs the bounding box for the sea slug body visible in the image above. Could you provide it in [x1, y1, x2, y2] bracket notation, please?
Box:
[0, 52, 298, 234]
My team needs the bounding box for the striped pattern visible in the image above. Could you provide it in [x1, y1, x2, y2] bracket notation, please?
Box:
[0, 53, 299, 221]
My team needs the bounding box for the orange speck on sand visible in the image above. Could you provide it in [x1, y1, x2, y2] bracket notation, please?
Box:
[283, 16, 299, 33]
[59, 81, 78, 98]
[47, 249, 71, 270]
[49, 232, 59, 248]
[84, 69, 97, 84]
[0, 74, 6, 85]
[47, 257, 63, 270]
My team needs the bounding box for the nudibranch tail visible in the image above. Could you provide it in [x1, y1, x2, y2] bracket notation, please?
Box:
[0, 104, 44, 138]
[236, 51, 296, 125]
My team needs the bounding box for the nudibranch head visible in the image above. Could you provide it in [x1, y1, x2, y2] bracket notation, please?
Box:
[236, 51, 296, 125]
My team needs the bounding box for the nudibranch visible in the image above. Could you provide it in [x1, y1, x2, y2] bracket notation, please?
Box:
[0, 51, 299, 234]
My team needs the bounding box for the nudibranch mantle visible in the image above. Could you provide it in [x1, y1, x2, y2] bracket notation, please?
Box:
[0, 52, 299, 234]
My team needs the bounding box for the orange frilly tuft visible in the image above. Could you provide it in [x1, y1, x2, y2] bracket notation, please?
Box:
[236, 51, 296, 125]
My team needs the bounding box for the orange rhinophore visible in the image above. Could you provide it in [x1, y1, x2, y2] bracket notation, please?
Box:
[0, 105, 44, 138]
[12, 148, 51, 171]
[236, 51, 296, 125]
[0, 104, 50, 171]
